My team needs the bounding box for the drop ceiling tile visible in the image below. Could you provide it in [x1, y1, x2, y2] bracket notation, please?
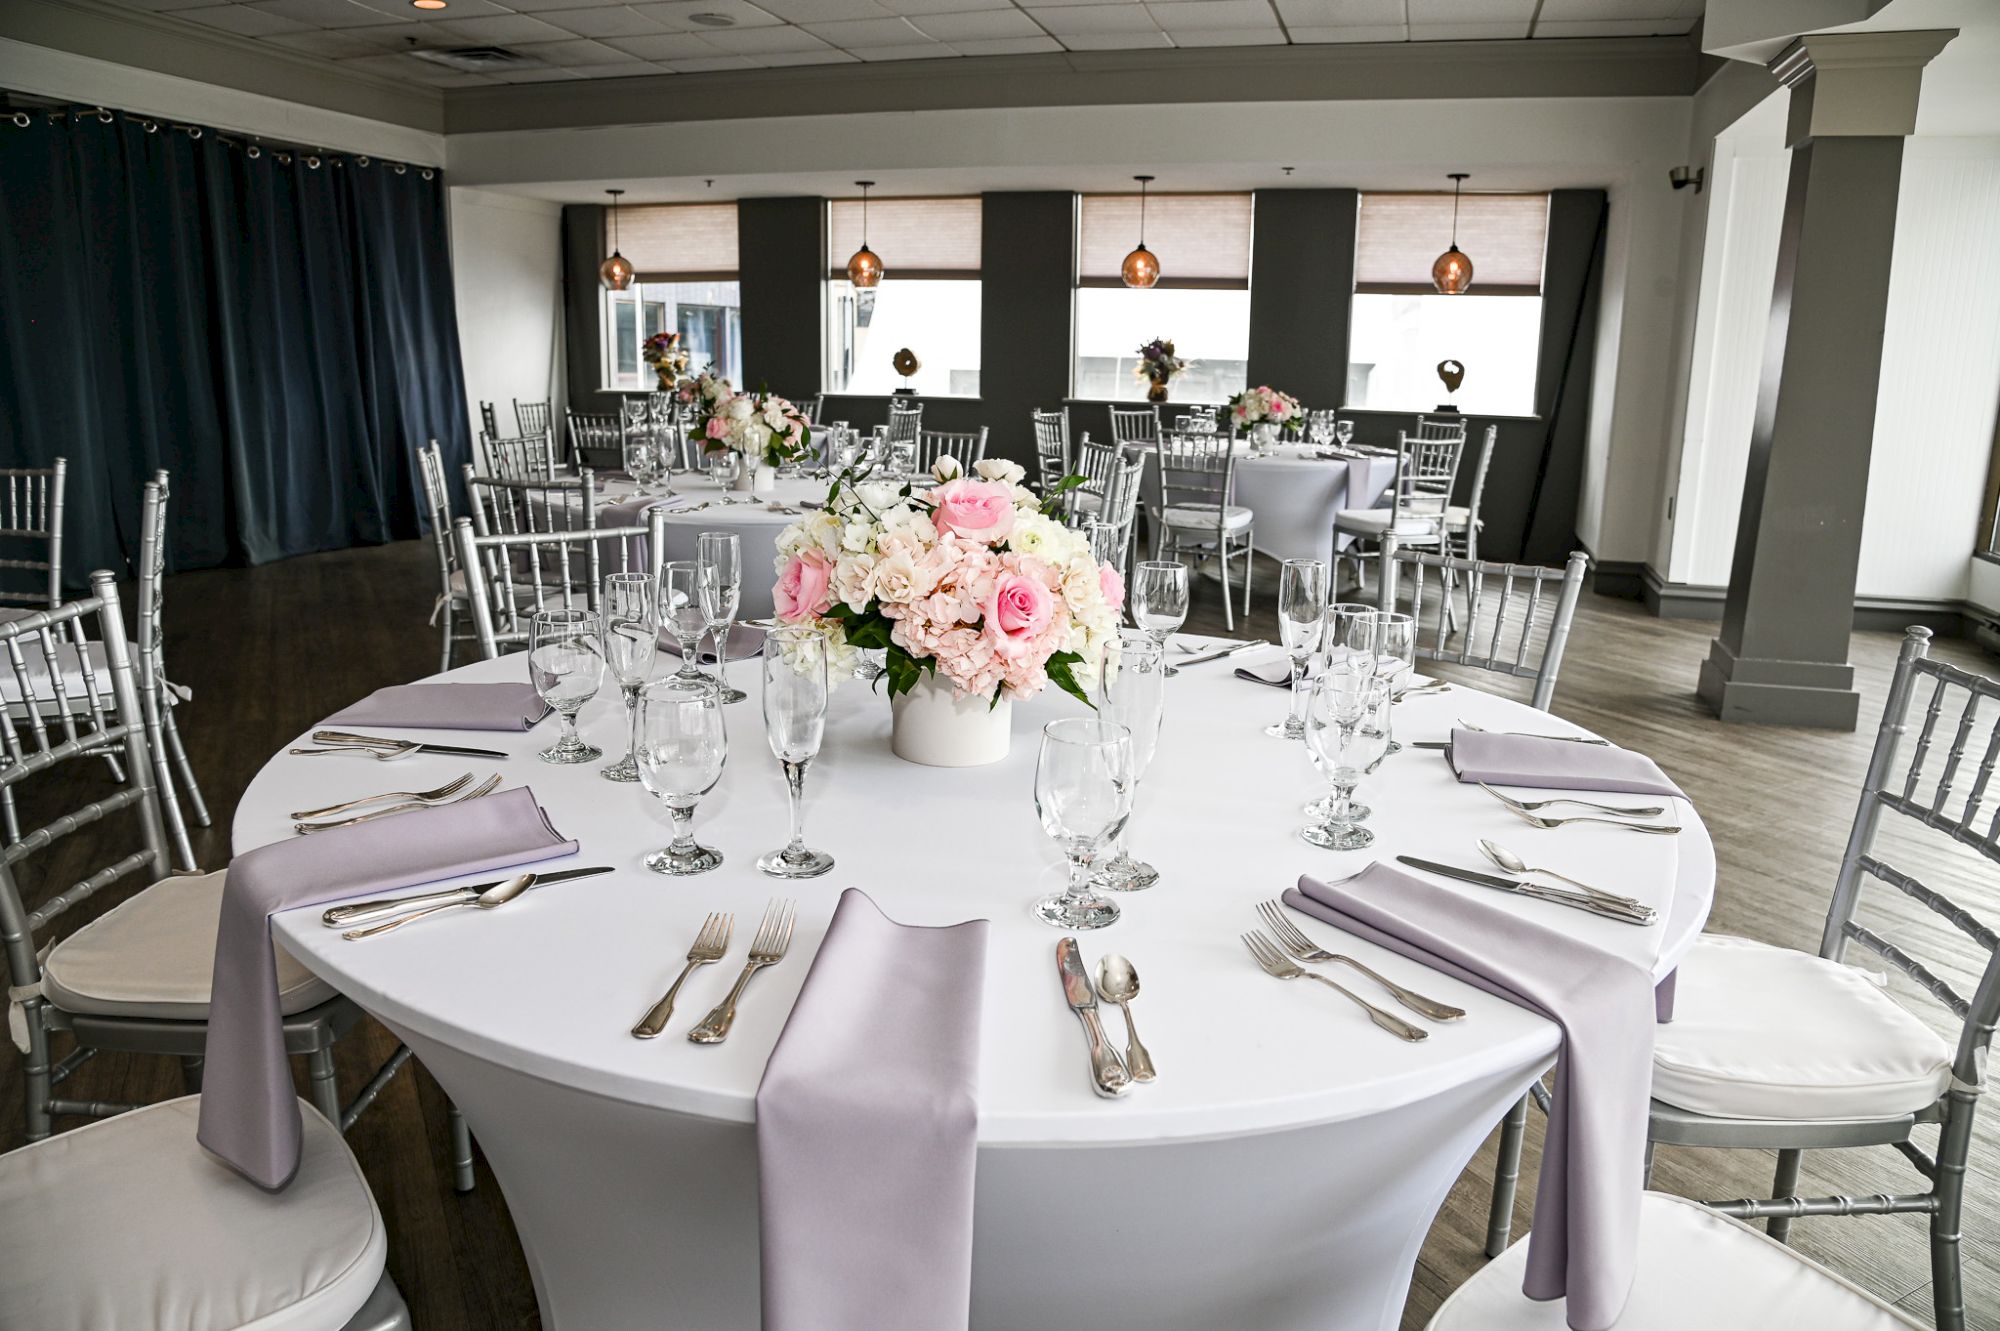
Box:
[1059, 28, 1172, 47]
[799, 15, 931, 44]
[266, 27, 388, 55]
[1022, 0, 1144, 6]
[747, 0, 888, 18]
[1274, 0, 1402, 23]
[754, 46, 862, 63]
[511, 0, 651, 12]
[1161, 25, 1282, 44]
[603, 30, 716, 56]
[344, 0, 512, 20]
[1409, 0, 1534, 21]
[1532, 0, 1675, 18]
[492, 64, 591, 77]
[1532, 16, 1691, 35]
[908, 6, 1040, 38]
[948, 33, 1063, 53]
[662, 52, 758, 68]
[1144, 0, 1275, 29]
[1409, 20, 1532, 38]
[426, 13, 575, 42]
[1026, 5, 1157, 35]
[623, 0, 784, 28]
[93, 0, 217, 12]
[846, 42, 953, 59]
[543, 5, 666, 36]
[244, 0, 406, 29]
[403, 67, 502, 84]
[320, 21, 439, 47]
[571, 58, 668, 75]
[336, 50, 440, 73]
[172, 5, 314, 36]
[1286, 22, 1406, 41]
[881, 0, 1014, 12]
[695, 22, 834, 51]
[510, 36, 633, 61]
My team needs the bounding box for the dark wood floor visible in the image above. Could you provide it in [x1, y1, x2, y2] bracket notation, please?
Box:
[4, 540, 1996, 1330]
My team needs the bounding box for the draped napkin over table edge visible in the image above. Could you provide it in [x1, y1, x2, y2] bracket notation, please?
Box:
[322, 682, 552, 732]
[199, 788, 579, 1190]
[756, 888, 989, 1331]
[659, 622, 767, 664]
[1446, 728, 1686, 800]
[1284, 864, 1655, 1331]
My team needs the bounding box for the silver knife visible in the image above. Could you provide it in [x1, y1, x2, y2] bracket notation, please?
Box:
[1057, 938, 1130, 1098]
[313, 730, 512, 760]
[1394, 855, 1658, 925]
[1176, 639, 1269, 668]
[321, 865, 615, 927]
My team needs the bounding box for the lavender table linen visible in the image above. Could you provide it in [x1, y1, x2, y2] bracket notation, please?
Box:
[323, 682, 551, 732]
[659, 623, 766, 664]
[1234, 657, 1293, 688]
[199, 789, 578, 1190]
[1448, 729, 1685, 799]
[1284, 863, 1655, 1331]
[602, 494, 695, 570]
[755, 888, 989, 1331]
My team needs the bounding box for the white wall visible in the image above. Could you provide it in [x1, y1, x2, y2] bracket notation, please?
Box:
[448, 187, 564, 448]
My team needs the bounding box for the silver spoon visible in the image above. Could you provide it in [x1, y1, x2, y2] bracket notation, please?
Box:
[1478, 840, 1651, 910]
[1094, 954, 1156, 1083]
[342, 871, 536, 940]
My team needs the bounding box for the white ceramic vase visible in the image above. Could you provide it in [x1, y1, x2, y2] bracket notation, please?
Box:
[890, 673, 1012, 767]
[752, 464, 777, 494]
[730, 465, 755, 493]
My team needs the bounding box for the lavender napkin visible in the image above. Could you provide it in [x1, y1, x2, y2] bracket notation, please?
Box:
[1285, 864, 1654, 1331]
[323, 682, 550, 732]
[1234, 657, 1293, 688]
[659, 623, 766, 664]
[602, 494, 694, 570]
[199, 789, 578, 1189]
[756, 889, 989, 1331]
[1448, 729, 1684, 799]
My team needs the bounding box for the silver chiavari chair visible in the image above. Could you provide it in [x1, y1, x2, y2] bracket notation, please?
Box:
[1108, 405, 1160, 449]
[1414, 413, 1468, 443]
[886, 401, 924, 449]
[1378, 536, 1588, 711]
[804, 393, 825, 425]
[1334, 429, 1466, 603]
[1444, 424, 1497, 564]
[462, 469, 602, 612]
[454, 509, 669, 658]
[479, 430, 558, 480]
[915, 428, 988, 475]
[1154, 430, 1254, 630]
[419, 442, 476, 673]
[1066, 436, 1118, 526]
[1085, 456, 1144, 583]
[0, 457, 64, 627]
[479, 401, 499, 438]
[514, 398, 552, 439]
[565, 410, 622, 472]
[1031, 408, 1071, 493]
[132, 473, 211, 872]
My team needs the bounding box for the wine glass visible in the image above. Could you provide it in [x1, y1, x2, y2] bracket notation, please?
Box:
[709, 450, 742, 492]
[620, 397, 647, 429]
[622, 431, 659, 496]
[697, 531, 747, 705]
[1335, 419, 1355, 449]
[1301, 667, 1390, 850]
[1129, 560, 1189, 678]
[634, 677, 727, 876]
[598, 572, 658, 782]
[757, 627, 835, 879]
[1032, 718, 1134, 931]
[1094, 631, 1165, 892]
[1362, 610, 1416, 754]
[660, 562, 710, 685]
[1308, 410, 1335, 448]
[528, 609, 603, 764]
[1267, 558, 1327, 740]
[1305, 601, 1380, 816]
[890, 438, 916, 478]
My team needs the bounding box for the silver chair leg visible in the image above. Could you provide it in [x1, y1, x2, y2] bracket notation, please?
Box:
[1486, 1094, 1530, 1258]
[1642, 1139, 1657, 1187]
[159, 699, 210, 827]
[1768, 1148, 1802, 1243]
[1219, 534, 1235, 632]
[22, 1018, 52, 1142]
[449, 1103, 476, 1193]
[1, 782, 18, 844]
[307, 1045, 342, 1124]
[139, 682, 199, 872]
[1932, 1089, 1975, 1331]
[1241, 531, 1253, 616]
[439, 602, 456, 674]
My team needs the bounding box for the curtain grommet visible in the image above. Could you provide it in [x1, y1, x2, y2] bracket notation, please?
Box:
[9, 112, 29, 128]
[95, 107, 113, 123]
[247, 144, 261, 159]
[421, 167, 434, 180]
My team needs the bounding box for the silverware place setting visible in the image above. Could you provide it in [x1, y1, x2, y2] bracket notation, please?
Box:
[1094, 953, 1155, 1083]
[314, 729, 513, 760]
[632, 911, 733, 1039]
[1475, 782, 1664, 820]
[1394, 854, 1658, 925]
[1502, 805, 1680, 835]
[1475, 840, 1652, 912]
[294, 773, 501, 834]
[290, 773, 476, 821]
[1256, 902, 1465, 1022]
[322, 865, 615, 929]
[688, 898, 796, 1045]
[1175, 639, 1269, 669]
[1057, 936, 1130, 1097]
[341, 870, 539, 940]
[1456, 719, 1611, 746]
[1240, 929, 1428, 1041]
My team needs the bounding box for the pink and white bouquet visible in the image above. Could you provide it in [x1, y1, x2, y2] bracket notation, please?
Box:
[675, 368, 733, 437]
[704, 388, 812, 469]
[1223, 384, 1304, 434]
[770, 456, 1125, 705]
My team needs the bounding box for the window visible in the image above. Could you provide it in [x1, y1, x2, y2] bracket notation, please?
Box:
[825, 196, 981, 397]
[1345, 191, 1548, 417]
[600, 204, 742, 390]
[1074, 192, 1252, 403]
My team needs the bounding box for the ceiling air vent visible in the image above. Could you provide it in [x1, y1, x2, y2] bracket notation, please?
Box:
[412, 46, 545, 74]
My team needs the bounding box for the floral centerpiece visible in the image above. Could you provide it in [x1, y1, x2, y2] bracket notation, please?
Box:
[642, 331, 691, 390]
[770, 457, 1125, 766]
[1222, 385, 1304, 448]
[703, 388, 812, 481]
[1134, 337, 1190, 404]
[674, 367, 732, 436]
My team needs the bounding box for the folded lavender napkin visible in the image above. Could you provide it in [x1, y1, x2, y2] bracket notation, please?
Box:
[1284, 864, 1654, 1331]
[1234, 657, 1293, 688]
[1448, 728, 1684, 799]
[659, 623, 766, 664]
[602, 494, 695, 571]
[199, 789, 578, 1189]
[323, 682, 550, 732]
[756, 888, 989, 1331]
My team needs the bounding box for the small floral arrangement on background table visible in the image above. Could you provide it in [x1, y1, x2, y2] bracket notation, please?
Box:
[675, 368, 733, 436]
[642, 331, 691, 389]
[704, 388, 812, 474]
[1222, 385, 1305, 443]
[1134, 337, 1190, 404]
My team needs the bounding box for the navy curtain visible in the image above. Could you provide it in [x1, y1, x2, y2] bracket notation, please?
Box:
[0, 109, 471, 583]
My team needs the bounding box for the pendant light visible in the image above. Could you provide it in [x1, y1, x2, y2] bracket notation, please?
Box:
[1121, 174, 1160, 289]
[599, 188, 634, 291]
[1432, 173, 1474, 296]
[846, 180, 883, 288]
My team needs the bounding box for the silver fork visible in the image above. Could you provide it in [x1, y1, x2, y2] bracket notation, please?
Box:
[631, 912, 733, 1039]
[1503, 805, 1679, 835]
[289, 774, 475, 822]
[1241, 931, 1428, 1042]
[688, 900, 796, 1044]
[1459, 719, 1610, 746]
[1255, 902, 1465, 1022]
[1476, 782, 1664, 819]
[294, 774, 501, 833]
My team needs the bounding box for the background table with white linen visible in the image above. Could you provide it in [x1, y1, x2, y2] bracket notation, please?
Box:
[237, 644, 1713, 1331]
[1231, 445, 1400, 566]
[597, 473, 825, 621]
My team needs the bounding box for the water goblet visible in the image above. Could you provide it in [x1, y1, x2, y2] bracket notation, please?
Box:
[757, 627, 836, 879]
[1267, 558, 1328, 740]
[697, 531, 747, 704]
[1094, 631, 1165, 892]
[1308, 410, 1335, 447]
[1032, 718, 1135, 931]
[634, 677, 726, 875]
[598, 572, 657, 782]
[660, 562, 711, 685]
[529, 608, 603, 764]
[1335, 419, 1355, 449]
[1362, 610, 1416, 754]
[1130, 560, 1189, 677]
[890, 438, 916, 478]
[1305, 602, 1380, 817]
[709, 450, 742, 492]
[1301, 669, 1390, 850]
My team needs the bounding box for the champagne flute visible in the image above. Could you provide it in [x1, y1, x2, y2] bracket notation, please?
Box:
[1301, 668, 1390, 850]
[660, 561, 710, 685]
[528, 609, 603, 764]
[1362, 609, 1416, 754]
[1130, 560, 1190, 677]
[1032, 718, 1135, 930]
[1306, 602, 1379, 818]
[599, 572, 658, 782]
[697, 531, 747, 705]
[1094, 631, 1166, 892]
[635, 677, 727, 875]
[757, 627, 835, 879]
[1267, 558, 1327, 740]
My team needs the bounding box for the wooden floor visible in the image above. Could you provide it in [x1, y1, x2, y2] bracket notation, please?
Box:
[4, 539, 1997, 1330]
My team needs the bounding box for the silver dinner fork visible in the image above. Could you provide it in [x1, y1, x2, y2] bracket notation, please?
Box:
[289, 774, 475, 822]
[1241, 930, 1428, 1042]
[294, 774, 501, 834]
[1502, 804, 1680, 835]
[1476, 782, 1664, 819]
[688, 899, 796, 1045]
[1458, 719, 1610, 746]
[1255, 902, 1465, 1022]
[631, 912, 733, 1039]
[288, 742, 420, 762]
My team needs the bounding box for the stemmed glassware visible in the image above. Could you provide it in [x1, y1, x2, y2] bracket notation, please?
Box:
[1305, 601, 1379, 819]
[1308, 410, 1336, 447]
[1130, 560, 1189, 677]
[599, 572, 657, 782]
[1268, 558, 1327, 740]
[634, 677, 727, 875]
[1361, 610, 1416, 754]
[1335, 419, 1355, 449]
[1094, 631, 1166, 892]
[757, 627, 836, 879]
[1032, 718, 1135, 930]
[709, 450, 742, 492]
[528, 609, 603, 764]
[1301, 667, 1390, 850]
[697, 531, 747, 705]
[622, 431, 662, 495]
[660, 562, 711, 685]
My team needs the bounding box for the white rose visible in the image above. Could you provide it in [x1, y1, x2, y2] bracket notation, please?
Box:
[726, 395, 754, 421]
[1008, 513, 1061, 559]
[974, 458, 1026, 486]
[871, 550, 931, 604]
[930, 455, 964, 483]
[856, 481, 901, 514]
[841, 520, 876, 554]
[832, 553, 876, 609]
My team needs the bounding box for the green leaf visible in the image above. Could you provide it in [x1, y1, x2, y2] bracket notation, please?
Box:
[1045, 650, 1095, 710]
[1039, 473, 1087, 517]
[843, 615, 894, 651]
[883, 645, 925, 699]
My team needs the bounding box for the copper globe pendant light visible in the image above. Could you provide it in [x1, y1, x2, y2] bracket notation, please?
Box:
[599, 188, 635, 291]
[846, 180, 883, 288]
[1121, 174, 1161, 289]
[1432, 173, 1474, 295]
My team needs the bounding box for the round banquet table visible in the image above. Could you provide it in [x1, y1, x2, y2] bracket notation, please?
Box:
[237, 645, 1714, 1331]
[1229, 444, 1400, 568]
[597, 472, 827, 622]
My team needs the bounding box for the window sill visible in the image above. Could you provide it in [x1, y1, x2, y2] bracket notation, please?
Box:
[1338, 406, 1543, 423]
[823, 392, 984, 403]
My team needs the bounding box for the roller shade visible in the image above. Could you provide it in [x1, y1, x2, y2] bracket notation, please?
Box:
[1354, 192, 1548, 296]
[827, 196, 981, 280]
[610, 203, 739, 281]
[1078, 192, 1252, 290]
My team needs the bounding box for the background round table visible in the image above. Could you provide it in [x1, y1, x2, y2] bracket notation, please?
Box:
[1231, 445, 1400, 567]
[238, 645, 1713, 1331]
[599, 472, 825, 621]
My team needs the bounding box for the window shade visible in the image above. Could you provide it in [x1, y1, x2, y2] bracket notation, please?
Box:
[827, 196, 981, 280]
[1078, 192, 1252, 290]
[1354, 192, 1548, 295]
[611, 203, 739, 281]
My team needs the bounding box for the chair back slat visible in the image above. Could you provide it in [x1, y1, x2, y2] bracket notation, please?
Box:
[1108, 406, 1159, 448]
[915, 429, 987, 474]
[1031, 409, 1070, 492]
[480, 430, 558, 480]
[1380, 537, 1590, 712]
[1155, 432, 1234, 511]
[0, 458, 66, 610]
[886, 402, 924, 447]
[515, 398, 553, 438]
[453, 507, 668, 657]
[479, 401, 499, 438]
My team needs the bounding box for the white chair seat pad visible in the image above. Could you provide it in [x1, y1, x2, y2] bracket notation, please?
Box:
[1162, 503, 1252, 531]
[1651, 934, 1953, 1121]
[1332, 508, 1440, 538]
[1428, 1191, 1920, 1329]
[0, 1096, 387, 1331]
[0, 640, 121, 708]
[43, 871, 339, 1021]
[1444, 505, 1478, 531]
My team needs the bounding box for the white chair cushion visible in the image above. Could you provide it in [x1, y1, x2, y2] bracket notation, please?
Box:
[0, 1096, 387, 1331]
[1332, 508, 1440, 538]
[0, 640, 120, 708]
[1428, 1191, 1920, 1329]
[0, 606, 45, 625]
[1652, 934, 1953, 1122]
[1162, 503, 1252, 531]
[42, 870, 339, 1021]
[1444, 504, 1479, 531]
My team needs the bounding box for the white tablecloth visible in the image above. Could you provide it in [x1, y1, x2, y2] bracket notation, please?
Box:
[1233, 446, 1399, 566]
[239, 645, 1712, 1331]
[598, 474, 826, 621]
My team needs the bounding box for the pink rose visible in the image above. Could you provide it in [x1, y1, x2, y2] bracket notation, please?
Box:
[1098, 563, 1125, 610]
[929, 479, 1016, 546]
[983, 571, 1055, 660]
[705, 416, 729, 440]
[773, 551, 834, 623]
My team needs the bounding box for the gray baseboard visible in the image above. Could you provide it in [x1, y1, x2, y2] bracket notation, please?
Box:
[1591, 560, 1648, 601]
[1640, 566, 1978, 637]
